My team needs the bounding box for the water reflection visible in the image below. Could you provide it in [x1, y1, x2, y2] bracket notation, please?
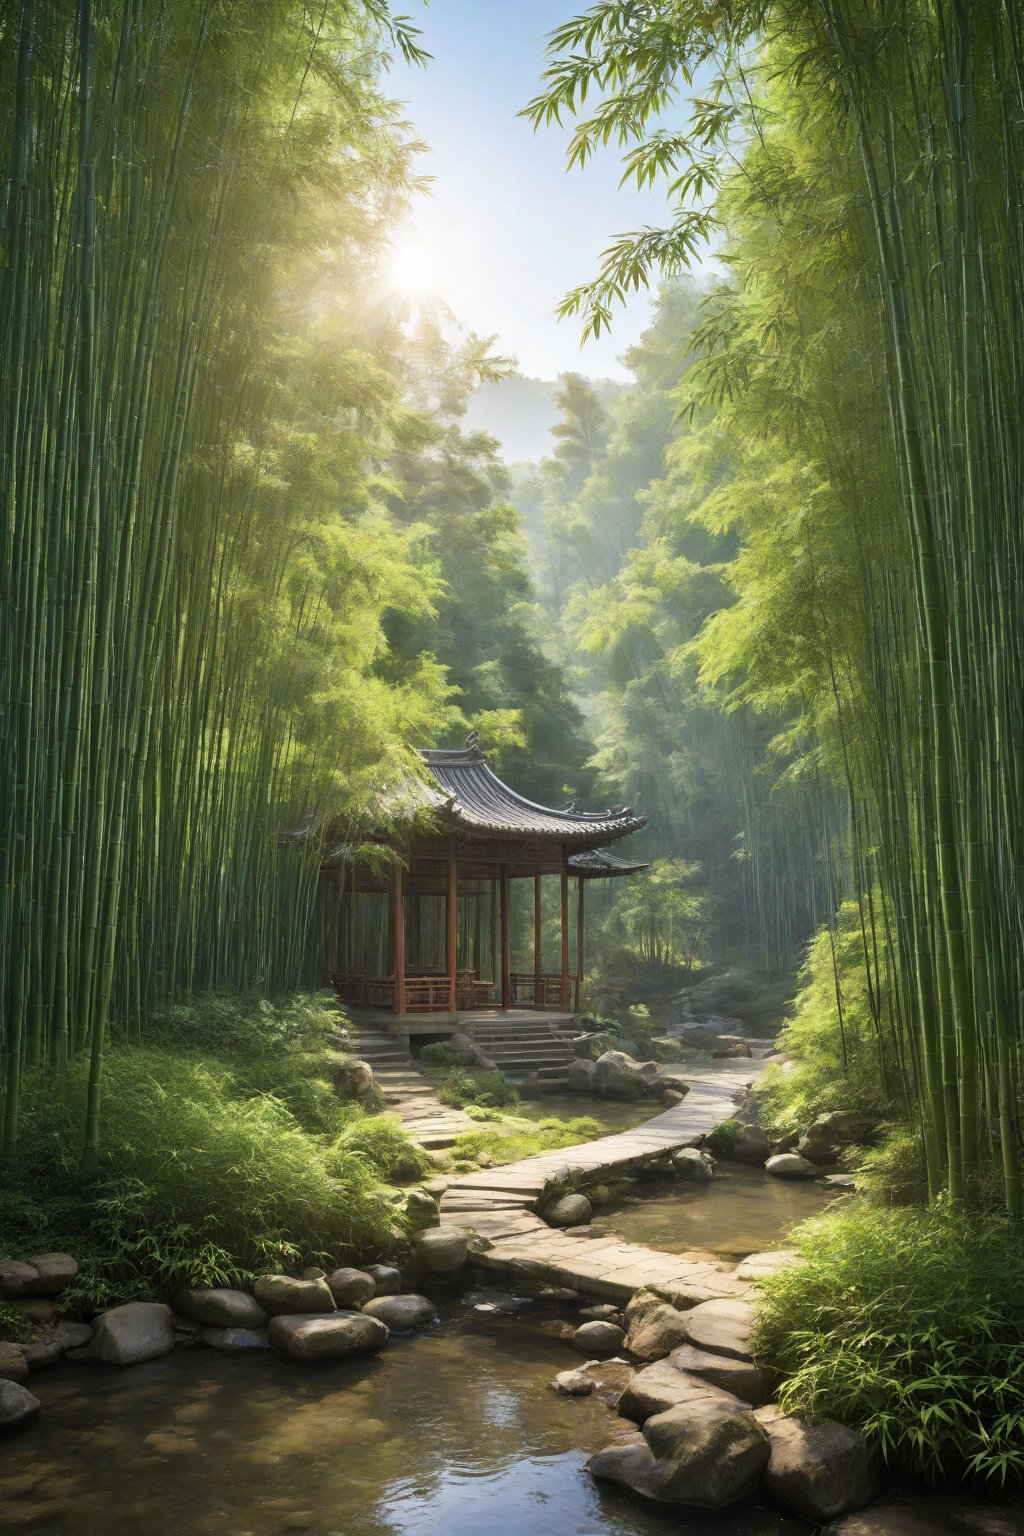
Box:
[604, 1163, 841, 1261]
[0, 1304, 811, 1536]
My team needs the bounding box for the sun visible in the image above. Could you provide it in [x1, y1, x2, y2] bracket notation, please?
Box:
[384, 238, 437, 298]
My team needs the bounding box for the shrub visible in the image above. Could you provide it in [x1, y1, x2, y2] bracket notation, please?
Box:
[754, 1202, 1024, 1488]
[2, 1047, 400, 1306]
[419, 1042, 452, 1068]
[853, 1126, 929, 1206]
[141, 990, 367, 1136]
[332, 1114, 427, 1184]
[704, 1118, 744, 1155]
[438, 1068, 518, 1110]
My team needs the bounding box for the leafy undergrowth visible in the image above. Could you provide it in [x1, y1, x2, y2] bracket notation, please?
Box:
[754, 1201, 1024, 1489]
[1, 993, 423, 1309]
[449, 1114, 604, 1168]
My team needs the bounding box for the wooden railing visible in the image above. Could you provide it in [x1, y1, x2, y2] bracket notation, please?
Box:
[509, 972, 576, 1008]
[331, 971, 496, 1013]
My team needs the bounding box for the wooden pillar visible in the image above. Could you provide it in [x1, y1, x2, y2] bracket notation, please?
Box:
[576, 876, 585, 1011]
[490, 877, 498, 1001]
[560, 850, 570, 1011]
[534, 866, 543, 1009]
[447, 843, 458, 1013]
[500, 865, 511, 1009]
[393, 863, 406, 1015]
[472, 885, 481, 976]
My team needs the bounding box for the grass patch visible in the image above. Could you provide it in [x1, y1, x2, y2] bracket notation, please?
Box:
[754, 1201, 1024, 1489]
[450, 1114, 604, 1167]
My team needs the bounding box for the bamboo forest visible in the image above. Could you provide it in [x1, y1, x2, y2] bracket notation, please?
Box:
[1, 2, 1023, 1533]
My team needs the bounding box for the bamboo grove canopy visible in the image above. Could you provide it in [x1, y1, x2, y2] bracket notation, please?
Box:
[322, 734, 647, 1014]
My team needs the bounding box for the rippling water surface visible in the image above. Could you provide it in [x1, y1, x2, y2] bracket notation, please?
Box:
[0, 1302, 812, 1536]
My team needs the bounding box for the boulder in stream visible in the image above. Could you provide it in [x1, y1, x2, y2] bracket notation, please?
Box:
[589, 1395, 770, 1509]
[0, 1342, 28, 1381]
[0, 1261, 39, 1299]
[546, 1194, 592, 1228]
[253, 1275, 336, 1315]
[202, 1327, 270, 1351]
[595, 1050, 650, 1099]
[668, 1344, 773, 1405]
[0, 1379, 41, 1431]
[759, 1409, 880, 1521]
[672, 1147, 714, 1180]
[412, 1226, 470, 1274]
[86, 1302, 175, 1366]
[366, 1264, 402, 1295]
[361, 1294, 438, 1331]
[24, 1253, 78, 1295]
[572, 1320, 625, 1357]
[176, 1287, 268, 1329]
[327, 1268, 376, 1307]
[567, 1057, 598, 1092]
[626, 1301, 695, 1361]
[765, 1152, 818, 1180]
[268, 1311, 388, 1362]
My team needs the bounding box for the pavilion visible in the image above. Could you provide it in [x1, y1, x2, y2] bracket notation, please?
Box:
[322, 733, 646, 1019]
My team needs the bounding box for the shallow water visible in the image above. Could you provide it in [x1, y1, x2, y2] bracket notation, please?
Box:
[0, 1300, 812, 1536]
[604, 1163, 841, 1261]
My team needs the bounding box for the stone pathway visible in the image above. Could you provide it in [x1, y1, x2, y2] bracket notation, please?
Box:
[347, 1022, 476, 1150]
[439, 1065, 759, 1304]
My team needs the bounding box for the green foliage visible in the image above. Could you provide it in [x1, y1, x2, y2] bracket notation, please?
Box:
[0, 1303, 36, 1344]
[853, 1128, 929, 1209]
[758, 902, 897, 1138]
[704, 1119, 744, 1155]
[419, 1042, 452, 1068]
[437, 1068, 519, 1111]
[755, 1204, 1024, 1488]
[1, 1047, 401, 1306]
[331, 1114, 427, 1185]
[143, 993, 364, 1137]
[451, 1115, 603, 1168]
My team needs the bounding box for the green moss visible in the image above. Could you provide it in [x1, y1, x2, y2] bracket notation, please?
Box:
[450, 1114, 603, 1168]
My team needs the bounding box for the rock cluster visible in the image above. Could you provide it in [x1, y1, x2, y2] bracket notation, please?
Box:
[585, 1280, 880, 1522]
[0, 1228, 472, 1432]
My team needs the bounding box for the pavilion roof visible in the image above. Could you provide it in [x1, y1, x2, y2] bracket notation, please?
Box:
[415, 738, 646, 849]
[567, 847, 650, 878]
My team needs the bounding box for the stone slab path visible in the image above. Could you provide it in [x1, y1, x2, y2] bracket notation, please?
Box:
[439, 1065, 759, 1305]
[347, 1021, 476, 1149]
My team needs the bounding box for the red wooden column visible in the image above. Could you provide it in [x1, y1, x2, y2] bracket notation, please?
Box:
[393, 863, 406, 1015]
[533, 865, 543, 1009]
[559, 850, 570, 1011]
[446, 842, 458, 1013]
[576, 876, 585, 1011]
[500, 864, 511, 1008]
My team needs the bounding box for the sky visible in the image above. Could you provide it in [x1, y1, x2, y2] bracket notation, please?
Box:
[384, 0, 682, 382]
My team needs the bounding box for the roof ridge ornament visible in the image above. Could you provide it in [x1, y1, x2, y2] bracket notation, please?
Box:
[465, 728, 480, 751]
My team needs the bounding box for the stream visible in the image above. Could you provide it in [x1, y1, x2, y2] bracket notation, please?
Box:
[0, 1299, 813, 1536]
[1, 1054, 832, 1534]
